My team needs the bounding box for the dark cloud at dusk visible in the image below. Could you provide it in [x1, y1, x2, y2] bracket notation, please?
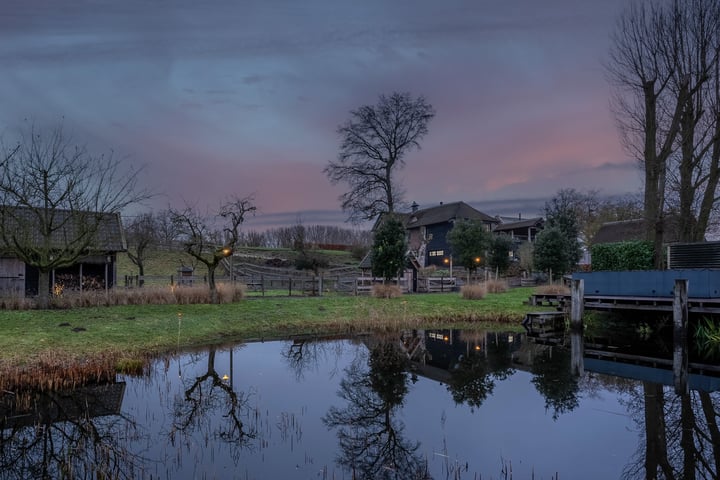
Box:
[0, 0, 637, 230]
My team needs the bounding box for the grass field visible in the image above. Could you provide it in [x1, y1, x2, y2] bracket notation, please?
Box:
[0, 287, 545, 369]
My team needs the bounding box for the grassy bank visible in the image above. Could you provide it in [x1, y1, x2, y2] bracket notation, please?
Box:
[0, 288, 543, 368]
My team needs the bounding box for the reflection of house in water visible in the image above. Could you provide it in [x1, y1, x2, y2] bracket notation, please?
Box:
[390, 329, 522, 383]
[0, 382, 126, 430]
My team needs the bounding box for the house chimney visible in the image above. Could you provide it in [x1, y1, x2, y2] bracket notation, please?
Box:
[411, 201, 419, 212]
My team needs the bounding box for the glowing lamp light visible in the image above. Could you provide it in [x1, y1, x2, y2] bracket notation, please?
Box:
[474, 345, 481, 351]
[222, 374, 229, 381]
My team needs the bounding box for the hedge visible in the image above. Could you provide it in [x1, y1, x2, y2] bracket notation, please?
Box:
[591, 241, 653, 271]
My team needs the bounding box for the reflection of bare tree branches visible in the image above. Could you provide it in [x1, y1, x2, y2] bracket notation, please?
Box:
[172, 348, 256, 458]
[324, 343, 431, 480]
[621, 386, 720, 479]
[0, 384, 143, 479]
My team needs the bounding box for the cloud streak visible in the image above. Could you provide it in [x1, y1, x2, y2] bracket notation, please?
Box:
[0, 0, 637, 227]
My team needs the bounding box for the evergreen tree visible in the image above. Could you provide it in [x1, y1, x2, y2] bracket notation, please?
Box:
[371, 216, 407, 282]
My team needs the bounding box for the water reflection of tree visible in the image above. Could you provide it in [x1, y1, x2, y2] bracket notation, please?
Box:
[530, 348, 579, 420]
[447, 335, 515, 410]
[324, 342, 431, 480]
[282, 337, 343, 381]
[0, 385, 142, 479]
[620, 385, 720, 480]
[172, 348, 255, 459]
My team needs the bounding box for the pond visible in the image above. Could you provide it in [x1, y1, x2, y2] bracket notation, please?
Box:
[1, 326, 719, 479]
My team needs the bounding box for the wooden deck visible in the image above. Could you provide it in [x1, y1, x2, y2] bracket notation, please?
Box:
[583, 294, 720, 314]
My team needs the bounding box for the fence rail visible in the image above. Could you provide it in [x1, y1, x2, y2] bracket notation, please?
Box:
[123, 273, 457, 296]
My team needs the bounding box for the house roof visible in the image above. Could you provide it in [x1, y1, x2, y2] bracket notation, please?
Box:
[404, 201, 497, 229]
[592, 217, 682, 245]
[494, 217, 544, 232]
[0, 207, 127, 252]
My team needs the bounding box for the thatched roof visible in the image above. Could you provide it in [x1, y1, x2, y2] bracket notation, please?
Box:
[403, 201, 497, 229]
[0, 206, 127, 252]
[592, 217, 681, 245]
[494, 217, 544, 232]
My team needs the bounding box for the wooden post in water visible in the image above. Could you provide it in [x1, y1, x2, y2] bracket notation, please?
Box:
[673, 279, 689, 394]
[570, 329, 584, 376]
[570, 279, 584, 331]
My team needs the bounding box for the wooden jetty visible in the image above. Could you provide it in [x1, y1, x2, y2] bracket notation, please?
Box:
[567, 270, 720, 394]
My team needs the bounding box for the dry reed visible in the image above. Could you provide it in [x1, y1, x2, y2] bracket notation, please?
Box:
[535, 284, 570, 295]
[461, 284, 487, 300]
[484, 279, 509, 294]
[371, 284, 403, 298]
[0, 283, 247, 310]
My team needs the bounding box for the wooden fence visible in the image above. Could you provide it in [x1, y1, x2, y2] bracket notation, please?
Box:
[123, 273, 461, 296]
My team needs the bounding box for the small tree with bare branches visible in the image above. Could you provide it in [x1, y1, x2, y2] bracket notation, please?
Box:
[170, 196, 256, 303]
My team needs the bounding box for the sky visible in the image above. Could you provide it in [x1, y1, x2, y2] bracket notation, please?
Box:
[0, 0, 640, 230]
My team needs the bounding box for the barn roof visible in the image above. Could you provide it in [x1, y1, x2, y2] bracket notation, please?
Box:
[592, 217, 682, 245]
[494, 217, 544, 232]
[404, 201, 497, 228]
[0, 206, 127, 252]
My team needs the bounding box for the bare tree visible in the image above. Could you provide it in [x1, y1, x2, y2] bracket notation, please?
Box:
[608, 0, 720, 264]
[154, 208, 182, 248]
[170, 196, 255, 303]
[0, 122, 148, 308]
[324, 92, 435, 223]
[124, 212, 160, 286]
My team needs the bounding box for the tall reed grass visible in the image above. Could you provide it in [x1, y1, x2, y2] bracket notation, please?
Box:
[0, 284, 246, 310]
[461, 284, 487, 300]
[371, 284, 403, 298]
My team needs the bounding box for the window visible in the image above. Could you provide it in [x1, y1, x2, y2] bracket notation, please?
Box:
[428, 250, 444, 257]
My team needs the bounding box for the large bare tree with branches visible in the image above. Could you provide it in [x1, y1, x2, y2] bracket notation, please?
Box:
[170, 196, 256, 304]
[608, 0, 720, 266]
[0, 122, 148, 308]
[324, 92, 435, 223]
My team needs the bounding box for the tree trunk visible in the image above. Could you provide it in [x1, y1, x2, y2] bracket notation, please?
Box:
[37, 270, 51, 309]
[208, 264, 218, 304]
[138, 263, 145, 287]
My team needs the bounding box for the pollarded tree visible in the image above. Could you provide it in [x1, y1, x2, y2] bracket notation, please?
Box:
[371, 215, 407, 283]
[0, 122, 148, 308]
[607, 0, 720, 265]
[170, 196, 256, 303]
[325, 92, 435, 223]
[446, 219, 491, 283]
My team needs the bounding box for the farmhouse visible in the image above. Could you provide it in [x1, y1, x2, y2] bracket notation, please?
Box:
[0, 207, 126, 297]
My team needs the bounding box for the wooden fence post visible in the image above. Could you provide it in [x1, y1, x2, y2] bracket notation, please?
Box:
[673, 279, 689, 394]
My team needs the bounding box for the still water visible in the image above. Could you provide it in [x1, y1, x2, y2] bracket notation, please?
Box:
[1, 328, 719, 479]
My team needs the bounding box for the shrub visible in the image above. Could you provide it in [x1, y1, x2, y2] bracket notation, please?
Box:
[371, 284, 403, 298]
[461, 284, 487, 300]
[484, 279, 509, 294]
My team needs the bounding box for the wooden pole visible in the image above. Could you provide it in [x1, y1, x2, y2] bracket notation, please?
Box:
[570, 329, 584, 376]
[673, 279, 689, 394]
[570, 278, 584, 331]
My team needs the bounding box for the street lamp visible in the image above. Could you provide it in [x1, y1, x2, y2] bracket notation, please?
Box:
[443, 257, 453, 278]
[222, 247, 234, 284]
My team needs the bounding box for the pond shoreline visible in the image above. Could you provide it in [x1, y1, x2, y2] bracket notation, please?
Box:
[0, 288, 544, 389]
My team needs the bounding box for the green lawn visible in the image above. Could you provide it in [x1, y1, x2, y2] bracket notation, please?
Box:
[0, 287, 547, 367]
